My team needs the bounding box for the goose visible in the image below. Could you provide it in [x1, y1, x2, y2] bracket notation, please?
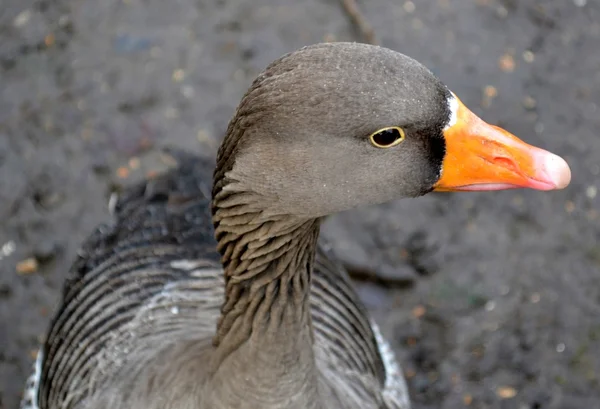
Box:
[20, 42, 571, 409]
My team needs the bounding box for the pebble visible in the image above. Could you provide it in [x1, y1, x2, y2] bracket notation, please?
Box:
[412, 305, 426, 318]
[485, 300, 496, 311]
[181, 85, 195, 99]
[196, 129, 211, 144]
[530, 292, 541, 303]
[44, 33, 55, 47]
[523, 50, 535, 63]
[482, 85, 498, 108]
[172, 69, 185, 82]
[499, 53, 515, 72]
[523, 96, 537, 110]
[586, 185, 597, 199]
[463, 394, 473, 405]
[16, 258, 39, 275]
[496, 386, 517, 399]
[116, 167, 129, 179]
[556, 343, 566, 353]
[403, 1, 415, 13]
[496, 6, 508, 18]
[564, 201, 575, 213]
[13, 9, 32, 27]
[129, 157, 140, 170]
[0, 241, 16, 260]
[484, 85, 498, 98]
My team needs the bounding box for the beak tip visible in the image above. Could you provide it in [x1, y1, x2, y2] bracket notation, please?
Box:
[543, 153, 571, 190]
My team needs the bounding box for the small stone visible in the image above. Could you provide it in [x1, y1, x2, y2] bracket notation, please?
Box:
[523, 50, 535, 63]
[485, 300, 496, 311]
[129, 157, 140, 170]
[181, 85, 195, 99]
[403, 1, 416, 13]
[13, 9, 32, 27]
[172, 69, 185, 82]
[16, 258, 39, 275]
[556, 343, 566, 353]
[499, 53, 515, 72]
[58, 15, 70, 27]
[496, 386, 517, 399]
[44, 33, 55, 47]
[463, 394, 473, 405]
[530, 292, 541, 303]
[0, 241, 16, 260]
[564, 201, 575, 213]
[523, 96, 537, 110]
[586, 185, 597, 199]
[412, 305, 426, 318]
[496, 6, 508, 18]
[484, 85, 498, 98]
[196, 129, 211, 143]
[116, 167, 129, 179]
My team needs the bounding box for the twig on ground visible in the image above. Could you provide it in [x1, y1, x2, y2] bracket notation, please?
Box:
[339, 0, 378, 45]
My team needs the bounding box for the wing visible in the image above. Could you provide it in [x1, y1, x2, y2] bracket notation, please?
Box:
[312, 242, 410, 409]
[32, 150, 223, 408]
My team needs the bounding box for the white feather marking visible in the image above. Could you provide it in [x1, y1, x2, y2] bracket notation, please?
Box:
[20, 348, 43, 409]
[371, 321, 411, 409]
[107, 192, 118, 216]
[443, 92, 459, 131]
[170, 259, 218, 271]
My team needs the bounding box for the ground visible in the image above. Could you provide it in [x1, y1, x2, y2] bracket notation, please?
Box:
[1, 0, 599, 408]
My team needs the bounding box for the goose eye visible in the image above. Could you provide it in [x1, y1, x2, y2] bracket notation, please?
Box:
[369, 127, 405, 148]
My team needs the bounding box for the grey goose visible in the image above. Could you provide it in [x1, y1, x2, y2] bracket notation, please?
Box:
[21, 42, 571, 409]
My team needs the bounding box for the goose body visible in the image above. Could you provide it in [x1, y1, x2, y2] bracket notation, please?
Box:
[21, 43, 570, 409]
[22, 152, 408, 409]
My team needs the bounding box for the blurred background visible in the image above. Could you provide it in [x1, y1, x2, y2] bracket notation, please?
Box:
[1, 0, 599, 408]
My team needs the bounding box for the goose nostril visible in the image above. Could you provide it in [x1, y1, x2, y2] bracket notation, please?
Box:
[493, 157, 518, 173]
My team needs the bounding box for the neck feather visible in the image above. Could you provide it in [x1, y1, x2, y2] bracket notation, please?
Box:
[211, 181, 321, 357]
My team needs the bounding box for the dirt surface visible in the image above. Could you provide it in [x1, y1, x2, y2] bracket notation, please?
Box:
[1, 0, 599, 408]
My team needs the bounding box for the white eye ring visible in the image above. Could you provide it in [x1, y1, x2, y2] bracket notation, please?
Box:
[369, 127, 405, 148]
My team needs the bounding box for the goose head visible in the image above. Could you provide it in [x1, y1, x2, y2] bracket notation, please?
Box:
[216, 42, 571, 218]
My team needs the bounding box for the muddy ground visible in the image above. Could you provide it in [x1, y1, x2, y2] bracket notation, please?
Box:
[1, 0, 599, 408]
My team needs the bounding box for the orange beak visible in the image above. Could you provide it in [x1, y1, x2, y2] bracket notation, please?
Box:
[434, 94, 571, 192]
